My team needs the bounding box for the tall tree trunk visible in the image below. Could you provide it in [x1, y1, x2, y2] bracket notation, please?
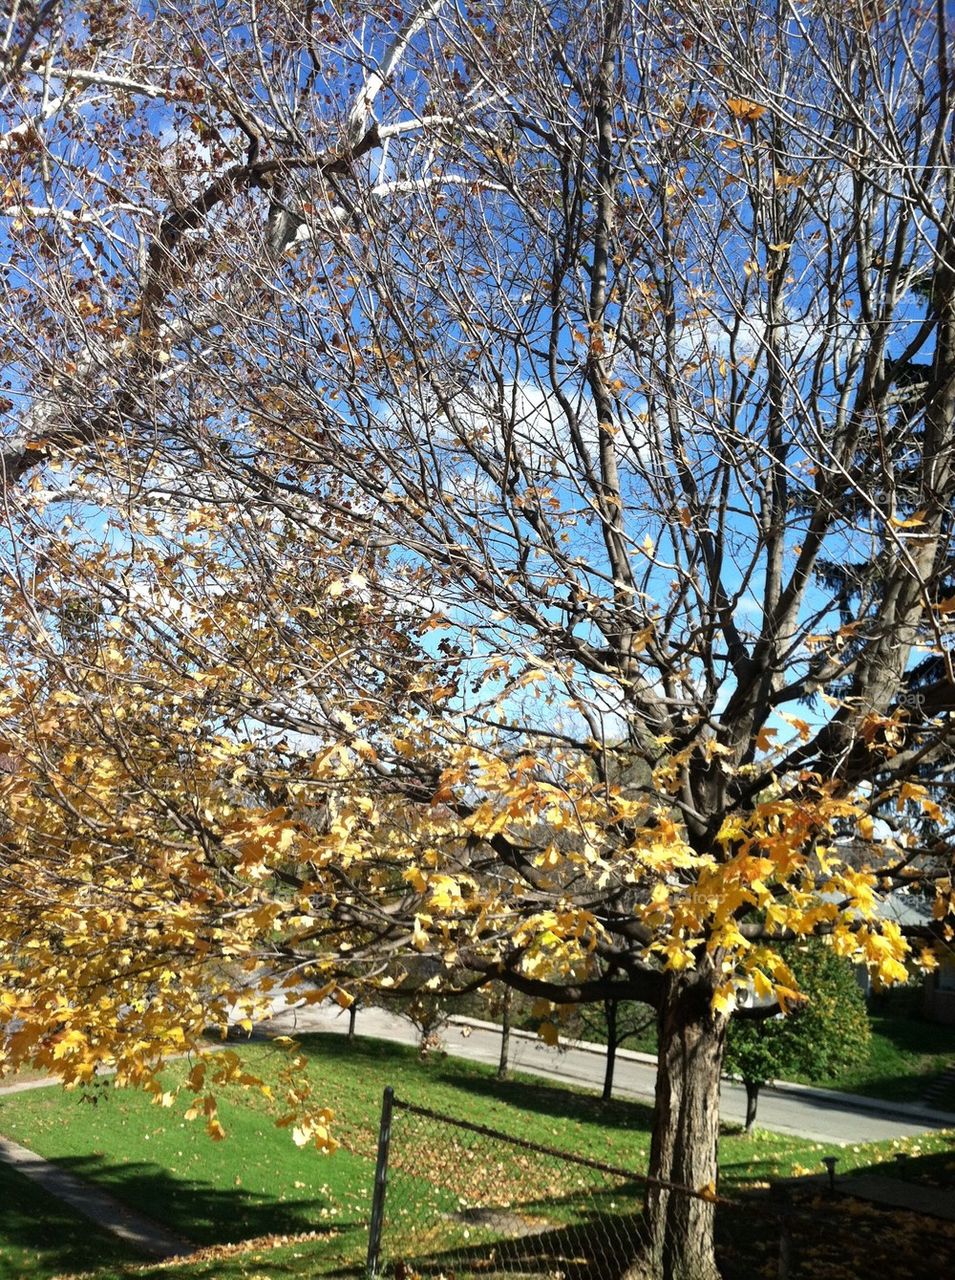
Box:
[639, 973, 727, 1280]
[497, 986, 511, 1080]
[603, 997, 618, 1103]
[743, 1080, 760, 1134]
[348, 1002, 358, 1040]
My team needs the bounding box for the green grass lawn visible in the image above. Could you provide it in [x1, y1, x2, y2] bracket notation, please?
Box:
[0, 1034, 953, 1280]
[782, 1014, 955, 1108]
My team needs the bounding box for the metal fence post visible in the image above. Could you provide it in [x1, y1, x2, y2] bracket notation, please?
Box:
[771, 1183, 792, 1280]
[367, 1085, 394, 1278]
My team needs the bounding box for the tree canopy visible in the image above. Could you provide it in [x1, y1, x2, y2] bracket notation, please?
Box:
[2, 2, 955, 1277]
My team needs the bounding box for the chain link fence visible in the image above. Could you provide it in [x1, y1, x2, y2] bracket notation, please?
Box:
[350, 1086, 955, 1280]
[364, 1087, 722, 1280]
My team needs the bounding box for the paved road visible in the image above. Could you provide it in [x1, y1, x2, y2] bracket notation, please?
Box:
[261, 1003, 955, 1147]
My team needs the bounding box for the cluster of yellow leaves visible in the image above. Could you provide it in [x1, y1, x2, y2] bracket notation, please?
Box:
[726, 97, 767, 122]
[378, 733, 935, 1017]
[0, 523, 407, 1141]
[0, 496, 943, 1128]
[274, 1055, 337, 1153]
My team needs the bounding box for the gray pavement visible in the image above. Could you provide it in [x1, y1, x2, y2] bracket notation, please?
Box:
[261, 1002, 955, 1146]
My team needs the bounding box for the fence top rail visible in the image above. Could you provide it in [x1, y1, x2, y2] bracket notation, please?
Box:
[390, 1094, 730, 1205]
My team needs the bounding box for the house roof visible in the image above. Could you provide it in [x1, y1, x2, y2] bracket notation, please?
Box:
[878, 889, 934, 929]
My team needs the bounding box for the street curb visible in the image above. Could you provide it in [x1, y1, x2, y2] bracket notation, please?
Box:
[759, 1075, 955, 1125]
[446, 1015, 955, 1128]
[447, 1015, 659, 1065]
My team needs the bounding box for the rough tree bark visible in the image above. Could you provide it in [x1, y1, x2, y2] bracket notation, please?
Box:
[639, 974, 727, 1280]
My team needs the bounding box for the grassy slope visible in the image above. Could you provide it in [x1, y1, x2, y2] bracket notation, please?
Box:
[785, 1015, 955, 1108]
[0, 1035, 953, 1280]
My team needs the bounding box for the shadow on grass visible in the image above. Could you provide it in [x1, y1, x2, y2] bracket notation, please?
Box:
[293, 1032, 658, 1136]
[717, 1153, 820, 1186]
[849, 1144, 955, 1190]
[868, 1013, 955, 1056]
[35, 1152, 359, 1249]
[376, 1196, 650, 1280]
[434, 1071, 657, 1135]
[366, 1188, 778, 1280]
[0, 1161, 138, 1280]
[793, 1013, 955, 1108]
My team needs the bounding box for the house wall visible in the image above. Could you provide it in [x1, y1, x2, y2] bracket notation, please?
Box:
[924, 965, 955, 1025]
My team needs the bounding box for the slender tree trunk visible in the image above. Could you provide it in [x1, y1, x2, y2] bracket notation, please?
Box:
[348, 1002, 358, 1041]
[497, 986, 511, 1080]
[637, 973, 727, 1280]
[603, 997, 618, 1103]
[743, 1081, 760, 1134]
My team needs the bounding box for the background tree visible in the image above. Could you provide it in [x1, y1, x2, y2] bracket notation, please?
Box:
[724, 942, 871, 1131]
[484, 984, 514, 1080]
[595, 995, 656, 1106]
[3, 4, 955, 1280]
[558, 967, 656, 1103]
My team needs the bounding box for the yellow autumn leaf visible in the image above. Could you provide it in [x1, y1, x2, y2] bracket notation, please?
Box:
[727, 97, 766, 122]
[877, 956, 909, 985]
[404, 866, 428, 893]
[888, 509, 927, 528]
[411, 914, 431, 950]
[751, 968, 773, 999]
[711, 982, 736, 1014]
[660, 940, 696, 970]
[779, 712, 811, 741]
[774, 985, 805, 1014]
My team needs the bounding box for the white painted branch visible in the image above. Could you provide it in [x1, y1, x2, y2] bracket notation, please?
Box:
[3, 202, 146, 223]
[347, 0, 446, 144]
[0, 94, 63, 155]
[370, 174, 506, 198]
[377, 114, 456, 140]
[44, 67, 174, 99]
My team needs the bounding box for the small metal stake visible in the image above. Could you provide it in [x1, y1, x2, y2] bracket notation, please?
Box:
[822, 1155, 838, 1192]
[770, 1183, 792, 1280]
[367, 1086, 394, 1278]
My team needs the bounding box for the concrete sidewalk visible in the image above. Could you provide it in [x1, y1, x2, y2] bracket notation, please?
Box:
[838, 1174, 955, 1221]
[0, 1134, 193, 1259]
